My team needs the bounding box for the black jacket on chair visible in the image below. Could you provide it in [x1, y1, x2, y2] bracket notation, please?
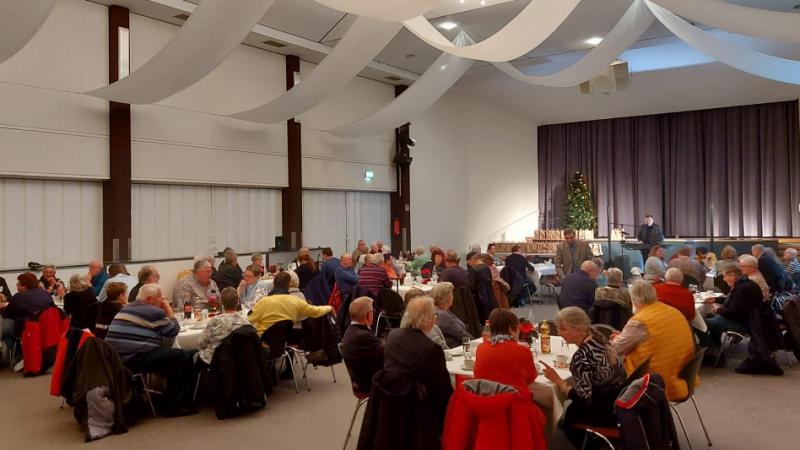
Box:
[589, 299, 631, 331]
[341, 323, 384, 393]
[451, 284, 481, 337]
[356, 328, 453, 450]
[211, 326, 271, 419]
[301, 313, 342, 367]
[468, 264, 497, 323]
[616, 373, 679, 450]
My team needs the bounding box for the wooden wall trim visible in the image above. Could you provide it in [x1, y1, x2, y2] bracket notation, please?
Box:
[391, 84, 411, 256]
[103, 5, 132, 262]
[281, 55, 303, 249]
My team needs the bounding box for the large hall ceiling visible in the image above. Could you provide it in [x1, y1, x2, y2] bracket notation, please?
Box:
[87, 0, 800, 123]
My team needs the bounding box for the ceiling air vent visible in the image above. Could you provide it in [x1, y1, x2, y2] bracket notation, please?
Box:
[385, 76, 402, 81]
[262, 40, 287, 48]
[173, 13, 190, 21]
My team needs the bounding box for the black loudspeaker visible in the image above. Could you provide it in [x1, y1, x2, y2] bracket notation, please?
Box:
[614, 255, 631, 280]
[274, 236, 287, 250]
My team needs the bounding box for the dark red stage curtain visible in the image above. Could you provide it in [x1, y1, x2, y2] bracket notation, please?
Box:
[538, 100, 800, 238]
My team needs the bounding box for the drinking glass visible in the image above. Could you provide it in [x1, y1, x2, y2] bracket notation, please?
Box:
[461, 336, 471, 355]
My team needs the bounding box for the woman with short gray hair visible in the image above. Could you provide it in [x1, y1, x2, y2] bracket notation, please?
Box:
[430, 282, 472, 348]
[542, 306, 627, 448]
[377, 295, 453, 447]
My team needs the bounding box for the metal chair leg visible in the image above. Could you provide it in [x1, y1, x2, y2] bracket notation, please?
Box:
[782, 349, 793, 368]
[283, 351, 301, 394]
[374, 312, 385, 336]
[670, 403, 694, 450]
[714, 334, 729, 367]
[342, 398, 368, 450]
[133, 374, 157, 417]
[192, 370, 203, 403]
[330, 365, 337, 383]
[581, 429, 615, 450]
[690, 396, 712, 447]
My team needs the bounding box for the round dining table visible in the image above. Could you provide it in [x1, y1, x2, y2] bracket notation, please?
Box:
[445, 336, 577, 434]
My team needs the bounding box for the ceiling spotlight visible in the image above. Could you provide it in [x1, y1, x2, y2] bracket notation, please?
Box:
[585, 36, 604, 46]
[364, 170, 374, 182]
[437, 21, 458, 31]
[481, 0, 486, 4]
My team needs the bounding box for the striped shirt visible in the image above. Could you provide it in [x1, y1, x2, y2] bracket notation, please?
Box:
[570, 331, 627, 403]
[357, 264, 391, 296]
[105, 300, 179, 362]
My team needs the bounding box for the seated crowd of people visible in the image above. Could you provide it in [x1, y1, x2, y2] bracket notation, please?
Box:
[1, 237, 798, 448]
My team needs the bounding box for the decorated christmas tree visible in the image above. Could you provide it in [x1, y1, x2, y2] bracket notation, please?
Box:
[564, 171, 596, 231]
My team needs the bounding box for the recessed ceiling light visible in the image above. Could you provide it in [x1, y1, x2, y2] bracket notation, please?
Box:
[585, 36, 604, 46]
[173, 13, 190, 21]
[405, 53, 416, 58]
[437, 21, 458, 31]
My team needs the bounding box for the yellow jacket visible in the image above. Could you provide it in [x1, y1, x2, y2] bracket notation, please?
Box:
[248, 294, 332, 336]
[624, 301, 695, 401]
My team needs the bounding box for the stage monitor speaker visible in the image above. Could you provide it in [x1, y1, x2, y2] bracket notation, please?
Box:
[614, 255, 631, 279]
[274, 235, 287, 250]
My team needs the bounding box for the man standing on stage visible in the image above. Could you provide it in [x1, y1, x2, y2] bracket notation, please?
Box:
[636, 214, 665, 245]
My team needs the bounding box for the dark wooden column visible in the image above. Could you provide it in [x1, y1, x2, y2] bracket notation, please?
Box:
[282, 55, 303, 249]
[103, 5, 132, 261]
[390, 85, 412, 256]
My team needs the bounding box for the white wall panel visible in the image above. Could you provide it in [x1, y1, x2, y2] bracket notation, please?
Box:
[129, 13, 288, 188]
[132, 184, 281, 260]
[0, 0, 108, 180]
[0, 179, 102, 270]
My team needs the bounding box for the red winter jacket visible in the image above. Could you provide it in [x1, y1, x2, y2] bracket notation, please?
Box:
[21, 307, 69, 375]
[50, 328, 94, 396]
[443, 379, 548, 450]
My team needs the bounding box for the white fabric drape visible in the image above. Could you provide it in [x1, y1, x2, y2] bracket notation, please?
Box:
[302, 190, 390, 256]
[315, 0, 442, 22]
[653, 0, 800, 45]
[645, 0, 800, 85]
[303, 190, 348, 256]
[85, 0, 276, 104]
[493, 0, 653, 87]
[0, 0, 57, 65]
[403, 0, 581, 62]
[345, 192, 391, 253]
[231, 17, 402, 123]
[329, 32, 474, 137]
[132, 184, 281, 260]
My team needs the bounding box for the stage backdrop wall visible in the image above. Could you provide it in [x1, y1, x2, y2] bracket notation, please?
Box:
[538, 100, 800, 238]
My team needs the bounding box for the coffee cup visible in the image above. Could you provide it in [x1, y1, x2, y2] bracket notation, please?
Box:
[462, 358, 475, 370]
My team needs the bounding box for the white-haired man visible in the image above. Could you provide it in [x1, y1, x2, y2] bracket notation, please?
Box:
[654, 268, 695, 321]
[783, 248, 800, 284]
[106, 283, 197, 416]
[173, 259, 220, 311]
[88, 260, 108, 295]
[739, 255, 769, 300]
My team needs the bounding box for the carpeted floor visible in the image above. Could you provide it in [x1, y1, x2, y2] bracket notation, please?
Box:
[0, 303, 796, 449]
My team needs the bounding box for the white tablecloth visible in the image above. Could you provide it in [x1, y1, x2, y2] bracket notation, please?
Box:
[533, 263, 556, 278]
[175, 322, 205, 350]
[446, 336, 576, 433]
[393, 283, 433, 299]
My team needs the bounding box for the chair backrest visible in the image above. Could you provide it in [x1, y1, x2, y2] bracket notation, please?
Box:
[592, 323, 617, 340]
[378, 289, 405, 316]
[679, 347, 706, 399]
[260, 320, 294, 359]
[626, 356, 651, 385]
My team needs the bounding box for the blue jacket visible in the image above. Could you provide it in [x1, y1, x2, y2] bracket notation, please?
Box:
[91, 270, 109, 296]
[335, 266, 359, 297]
[320, 257, 341, 289]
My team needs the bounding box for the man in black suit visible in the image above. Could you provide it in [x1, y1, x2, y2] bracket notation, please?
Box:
[341, 297, 384, 394]
[636, 214, 665, 245]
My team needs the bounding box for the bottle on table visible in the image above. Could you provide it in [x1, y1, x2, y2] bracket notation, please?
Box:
[540, 321, 551, 354]
[481, 320, 491, 343]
